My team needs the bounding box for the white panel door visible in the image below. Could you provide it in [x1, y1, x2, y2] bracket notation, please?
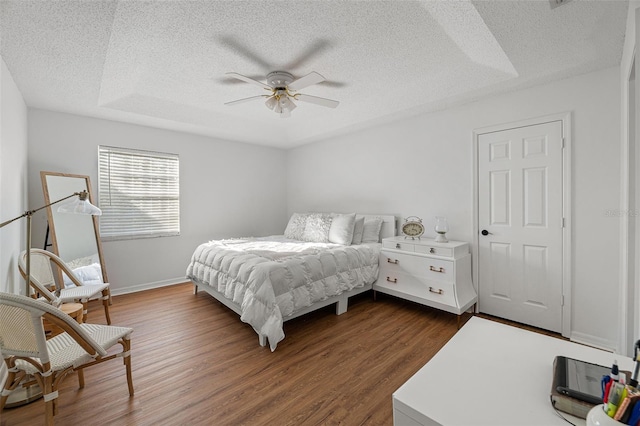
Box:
[478, 121, 563, 332]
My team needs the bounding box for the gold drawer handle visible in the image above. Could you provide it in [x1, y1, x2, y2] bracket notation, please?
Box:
[387, 258, 399, 264]
[429, 266, 445, 273]
[429, 287, 444, 295]
[386, 277, 397, 283]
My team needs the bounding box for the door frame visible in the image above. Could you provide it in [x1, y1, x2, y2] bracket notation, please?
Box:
[472, 112, 572, 338]
[619, 9, 639, 358]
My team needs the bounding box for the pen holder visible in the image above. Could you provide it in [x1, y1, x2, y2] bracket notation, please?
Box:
[586, 405, 623, 425]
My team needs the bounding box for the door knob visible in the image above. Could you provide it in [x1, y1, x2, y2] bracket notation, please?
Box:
[481, 229, 491, 236]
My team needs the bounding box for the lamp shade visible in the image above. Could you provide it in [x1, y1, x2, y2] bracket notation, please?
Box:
[265, 96, 278, 110]
[281, 96, 297, 111]
[57, 192, 102, 215]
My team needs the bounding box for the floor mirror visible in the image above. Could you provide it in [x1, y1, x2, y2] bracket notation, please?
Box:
[41, 171, 109, 286]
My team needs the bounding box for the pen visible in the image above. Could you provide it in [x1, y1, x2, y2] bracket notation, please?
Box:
[603, 360, 619, 402]
[628, 401, 640, 426]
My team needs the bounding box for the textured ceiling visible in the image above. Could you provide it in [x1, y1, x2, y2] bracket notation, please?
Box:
[0, 0, 629, 149]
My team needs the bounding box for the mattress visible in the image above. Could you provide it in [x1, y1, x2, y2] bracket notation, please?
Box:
[185, 235, 380, 350]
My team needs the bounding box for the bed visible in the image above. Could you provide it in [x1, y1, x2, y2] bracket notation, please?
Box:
[186, 213, 396, 350]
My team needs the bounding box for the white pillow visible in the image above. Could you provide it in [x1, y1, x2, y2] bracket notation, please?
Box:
[351, 217, 365, 244]
[63, 263, 104, 287]
[328, 213, 356, 245]
[301, 213, 333, 242]
[361, 217, 383, 243]
[284, 213, 309, 240]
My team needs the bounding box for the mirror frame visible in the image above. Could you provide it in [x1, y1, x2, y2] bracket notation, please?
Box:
[40, 171, 109, 285]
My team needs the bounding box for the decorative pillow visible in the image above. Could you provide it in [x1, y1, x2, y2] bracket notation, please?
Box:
[351, 217, 365, 245]
[284, 213, 309, 240]
[301, 213, 333, 243]
[361, 217, 383, 243]
[328, 213, 356, 245]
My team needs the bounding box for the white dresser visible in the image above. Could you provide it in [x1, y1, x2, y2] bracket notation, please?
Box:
[374, 236, 477, 321]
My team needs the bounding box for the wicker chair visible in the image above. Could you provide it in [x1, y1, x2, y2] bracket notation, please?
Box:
[0, 292, 133, 425]
[19, 249, 111, 324]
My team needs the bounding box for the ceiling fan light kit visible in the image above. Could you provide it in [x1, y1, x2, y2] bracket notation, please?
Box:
[225, 70, 340, 118]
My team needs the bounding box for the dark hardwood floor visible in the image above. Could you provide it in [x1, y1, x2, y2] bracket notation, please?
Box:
[0, 283, 551, 425]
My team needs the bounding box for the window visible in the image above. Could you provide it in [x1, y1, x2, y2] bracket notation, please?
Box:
[98, 146, 179, 241]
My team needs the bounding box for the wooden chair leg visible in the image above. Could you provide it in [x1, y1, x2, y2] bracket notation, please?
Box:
[0, 368, 17, 410]
[81, 300, 89, 323]
[43, 374, 55, 426]
[77, 369, 85, 389]
[102, 290, 111, 325]
[123, 338, 134, 396]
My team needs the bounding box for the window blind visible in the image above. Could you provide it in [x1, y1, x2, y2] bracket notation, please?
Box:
[98, 145, 180, 240]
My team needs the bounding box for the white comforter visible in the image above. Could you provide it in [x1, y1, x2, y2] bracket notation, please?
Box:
[185, 236, 380, 350]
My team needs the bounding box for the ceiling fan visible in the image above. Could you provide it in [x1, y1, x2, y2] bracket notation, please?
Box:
[224, 71, 340, 118]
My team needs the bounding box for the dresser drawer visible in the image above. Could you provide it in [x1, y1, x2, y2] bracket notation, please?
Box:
[382, 239, 455, 258]
[380, 252, 455, 282]
[414, 244, 453, 257]
[423, 258, 454, 281]
[382, 237, 470, 259]
[375, 271, 456, 307]
[382, 240, 415, 252]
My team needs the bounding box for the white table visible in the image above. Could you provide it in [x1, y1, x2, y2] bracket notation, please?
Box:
[393, 317, 635, 426]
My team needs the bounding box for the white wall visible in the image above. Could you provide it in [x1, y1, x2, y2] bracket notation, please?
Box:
[28, 110, 288, 294]
[0, 57, 28, 295]
[0, 55, 28, 392]
[287, 67, 621, 350]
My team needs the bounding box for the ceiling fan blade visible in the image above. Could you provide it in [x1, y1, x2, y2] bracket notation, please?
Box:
[225, 72, 272, 91]
[287, 72, 325, 91]
[219, 74, 265, 85]
[295, 94, 339, 109]
[224, 95, 269, 106]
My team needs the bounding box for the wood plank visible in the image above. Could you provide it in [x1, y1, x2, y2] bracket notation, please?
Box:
[0, 282, 552, 425]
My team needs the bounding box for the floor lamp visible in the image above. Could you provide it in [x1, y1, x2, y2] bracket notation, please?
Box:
[0, 190, 101, 406]
[0, 190, 101, 296]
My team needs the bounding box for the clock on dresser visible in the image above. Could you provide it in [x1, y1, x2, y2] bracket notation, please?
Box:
[401, 216, 425, 240]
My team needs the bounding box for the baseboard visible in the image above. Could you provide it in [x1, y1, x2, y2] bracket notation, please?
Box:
[570, 331, 618, 353]
[109, 277, 189, 296]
